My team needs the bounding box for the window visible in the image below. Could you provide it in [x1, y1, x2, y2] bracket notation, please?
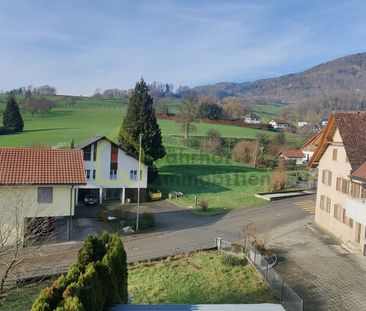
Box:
[110, 163, 117, 180]
[334, 204, 342, 221]
[341, 179, 350, 194]
[336, 177, 341, 191]
[351, 182, 361, 198]
[130, 170, 137, 181]
[336, 177, 350, 194]
[110, 145, 118, 179]
[332, 149, 338, 161]
[342, 208, 353, 228]
[83, 145, 91, 161]
[93, 142, 97, 161]
[321, 170, 332, 186]
[320, 195, 331, 213]
[111, 145, 118, 163]
[85, 169, 91, 179]
[362, 186, 366, 199]
[37, 187, 53, 204]
[92, 170, 96, 180]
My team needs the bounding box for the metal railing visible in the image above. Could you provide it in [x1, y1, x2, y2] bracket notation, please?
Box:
[216, 237, 303, 311]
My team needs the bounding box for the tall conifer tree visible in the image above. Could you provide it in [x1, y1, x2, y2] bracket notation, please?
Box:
[118, 79, 165, 164]
[3, 93, 24, 132]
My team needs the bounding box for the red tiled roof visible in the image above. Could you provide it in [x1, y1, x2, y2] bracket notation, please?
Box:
[309, 111, 366, 172]
[0, 148, 86, 185]
[279, 149, 305, 158]
[351, 161, 366, 181]
[334, 112, 366, 171]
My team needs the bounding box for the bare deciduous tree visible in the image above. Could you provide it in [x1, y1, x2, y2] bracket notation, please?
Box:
[243, 222, 271, 253]
[0, 189, 61, 302]
[176, 97, 197, 142]
[232, 140, 259, 167]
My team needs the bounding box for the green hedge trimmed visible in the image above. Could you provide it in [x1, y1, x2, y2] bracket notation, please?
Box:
[31, 232, 127, 311]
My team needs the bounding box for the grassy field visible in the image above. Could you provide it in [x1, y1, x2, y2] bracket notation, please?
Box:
[0, 94, 295, 214]
[0, 104, 279, 148]
[129, 251, 277, 304]
[153, 143, 269, 215]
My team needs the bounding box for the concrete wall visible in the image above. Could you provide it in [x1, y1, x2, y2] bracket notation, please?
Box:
[0, 185, 74, 245]
[315, 128, 365, 249]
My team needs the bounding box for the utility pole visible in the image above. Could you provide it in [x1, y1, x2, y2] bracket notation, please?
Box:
[136, 134, 142, 231]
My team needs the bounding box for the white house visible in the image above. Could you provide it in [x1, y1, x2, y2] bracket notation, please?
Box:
[0, 148, 86, 244]
[75, 136, 148, 205]
[300, 129, 323, 162]
[243, 113, 261, 124]
[297, 121, 308, 128]
[268, 119, 289, 130]
[321, 117, 328, 127]
[278, 149, 305, 165]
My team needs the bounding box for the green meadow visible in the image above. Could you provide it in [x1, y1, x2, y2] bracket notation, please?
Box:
[0, 94, 294, 213]
[153, 144, 269, 215]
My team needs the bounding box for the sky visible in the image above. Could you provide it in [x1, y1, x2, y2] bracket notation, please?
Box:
[1, 0, 366, 95]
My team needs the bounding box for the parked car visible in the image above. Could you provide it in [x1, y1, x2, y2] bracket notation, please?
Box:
[84, 194, 98, 206]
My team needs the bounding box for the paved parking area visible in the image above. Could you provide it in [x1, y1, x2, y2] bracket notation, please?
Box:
[272, 223, 366, 311]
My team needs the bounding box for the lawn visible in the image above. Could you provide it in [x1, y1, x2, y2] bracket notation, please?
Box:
[1, 251, 277, 309]
[0, 280, 51, 311]
[128, 251, 277, 304]
[153, 144, 269, 215]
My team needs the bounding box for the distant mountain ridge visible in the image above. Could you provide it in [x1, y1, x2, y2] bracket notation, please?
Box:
[192, 52, 366, 102]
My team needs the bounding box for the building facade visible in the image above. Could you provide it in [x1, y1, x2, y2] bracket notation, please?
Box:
[0, 148, 86, 244]
[243, 113, 261, 124]
[268, 119, 289, 130]
[76, 136, 148, 205]
[309, 112, 366, 254]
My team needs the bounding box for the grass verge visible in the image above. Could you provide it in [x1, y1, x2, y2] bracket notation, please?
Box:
[128, 250, 277, 304]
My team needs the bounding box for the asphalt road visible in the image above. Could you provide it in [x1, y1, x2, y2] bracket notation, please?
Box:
[123, 195, 315, 261]
[1, 195, 315, 283]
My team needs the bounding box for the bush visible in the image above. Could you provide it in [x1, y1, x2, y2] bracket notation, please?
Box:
[221, 254, 246, 266]
[128, 212, 155, 230]
[199, 199, 209, 212]
[31, 233, 127, 311]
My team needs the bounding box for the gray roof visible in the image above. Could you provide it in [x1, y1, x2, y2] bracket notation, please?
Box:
[109, 304, 285, 311]
[76, 135, 106, 149]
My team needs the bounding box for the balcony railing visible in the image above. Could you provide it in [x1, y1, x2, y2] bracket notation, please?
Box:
[346, 197, 366, 226]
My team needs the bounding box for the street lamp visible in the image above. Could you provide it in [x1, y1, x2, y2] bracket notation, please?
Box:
[136, 134, 142, 231]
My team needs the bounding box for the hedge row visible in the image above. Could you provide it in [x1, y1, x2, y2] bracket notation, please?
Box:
[31, 232, 127, 311]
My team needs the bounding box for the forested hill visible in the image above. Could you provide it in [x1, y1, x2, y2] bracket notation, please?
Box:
[192, 52, 366, 103]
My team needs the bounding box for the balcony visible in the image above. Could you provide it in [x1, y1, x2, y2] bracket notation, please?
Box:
[346, 197, 366, 226]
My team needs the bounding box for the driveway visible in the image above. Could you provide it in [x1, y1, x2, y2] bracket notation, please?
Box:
[272, 223, 366, 311]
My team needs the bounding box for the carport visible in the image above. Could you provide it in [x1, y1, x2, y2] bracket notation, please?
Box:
[75, 184, 102, 205]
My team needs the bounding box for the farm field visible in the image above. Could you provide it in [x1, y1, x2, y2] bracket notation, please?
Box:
[0, 95, 283, 147]
[153, 143, 269, 215]
[128, 251, 277, 304]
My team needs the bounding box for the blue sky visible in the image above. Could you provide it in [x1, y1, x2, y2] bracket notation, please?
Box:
[1, 0, 366, 95]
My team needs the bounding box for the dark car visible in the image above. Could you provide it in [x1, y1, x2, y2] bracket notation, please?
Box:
[84, 194, 98, 206]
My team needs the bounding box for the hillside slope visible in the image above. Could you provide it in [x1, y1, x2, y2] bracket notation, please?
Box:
[193, 52, 366, 102]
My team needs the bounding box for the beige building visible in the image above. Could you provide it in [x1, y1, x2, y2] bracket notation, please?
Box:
[0, 148, 86, 244]
[309, 112, 366, 254]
